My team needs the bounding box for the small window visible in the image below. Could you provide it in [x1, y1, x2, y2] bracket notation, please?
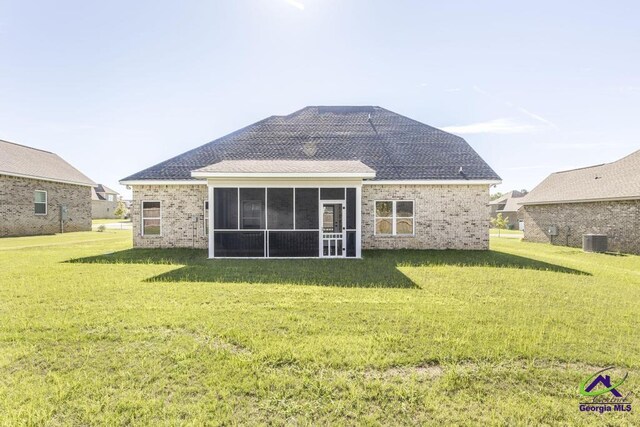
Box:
[142, 201, 161, 236]
[34, 190, 47, 215]
[107, 194, 115, 202]
[374, 200, 414, 236]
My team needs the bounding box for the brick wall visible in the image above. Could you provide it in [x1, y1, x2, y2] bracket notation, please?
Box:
[522, 201, 640, 254]
[0, 174, 92, 237]
[361, 184, 490, 250]
[91, 200, 120, 219]
[131, 183, 491, 251]
[131, 185, 208, 248]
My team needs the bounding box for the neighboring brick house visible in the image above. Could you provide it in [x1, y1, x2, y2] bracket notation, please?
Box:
[92, 184, 121, 219]
[121, 106, 501, 258]
[489, 190, 525, 230]
[521, 149, 640, 254]
[0, 139, 95, 237]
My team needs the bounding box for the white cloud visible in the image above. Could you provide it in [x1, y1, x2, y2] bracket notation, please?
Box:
[285, 0, 305, 10]
[442, 118, 538, 135]
[517, 107, 557, 129]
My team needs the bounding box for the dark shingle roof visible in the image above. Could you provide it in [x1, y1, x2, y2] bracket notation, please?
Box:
[121, 106, 500, 182]
[0, 139, 95, 186]
[521, 149, 640, 205]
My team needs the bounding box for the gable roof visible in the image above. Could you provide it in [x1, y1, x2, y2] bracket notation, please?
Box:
[121, 106, 500, 182]
[0, 139, 95, 186]
[92, 184, 119, 201]
[521, 150, 640, 205]
[94, 184, 118, 195]
[489, 190, 525, 212]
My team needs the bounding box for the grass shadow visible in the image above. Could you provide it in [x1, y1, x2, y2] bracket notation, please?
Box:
[66, 248, 590, 289]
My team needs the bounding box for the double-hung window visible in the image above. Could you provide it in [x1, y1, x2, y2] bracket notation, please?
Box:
[142, 201, 161, 236]
[34, 190, 47, 215]
[374, 200, 414, 235]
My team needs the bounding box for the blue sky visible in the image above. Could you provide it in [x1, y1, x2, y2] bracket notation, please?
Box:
[1, 0, 639, 197]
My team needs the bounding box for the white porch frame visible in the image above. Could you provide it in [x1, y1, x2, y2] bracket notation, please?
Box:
[203, 178, 365, 259]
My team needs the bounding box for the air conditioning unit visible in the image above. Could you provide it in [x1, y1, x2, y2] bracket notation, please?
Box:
[583, 234, 608, 253]
[548, 225, 558, 236]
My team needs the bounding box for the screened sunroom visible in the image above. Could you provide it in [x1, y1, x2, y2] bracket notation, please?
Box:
[191, 160, 376, 259]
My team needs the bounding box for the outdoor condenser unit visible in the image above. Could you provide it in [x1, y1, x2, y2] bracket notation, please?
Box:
[583, 234, 608, 253]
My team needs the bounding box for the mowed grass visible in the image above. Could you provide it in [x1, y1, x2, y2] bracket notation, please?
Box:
[92, 219, 131, 225]
[489, 228, 523, 235]
[0, 231, 639, 425]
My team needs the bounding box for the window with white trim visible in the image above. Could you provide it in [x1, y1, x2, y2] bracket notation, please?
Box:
[142, 201, 161, 236]
[34, 190, 47, 215]
[374, 200, 414, 235]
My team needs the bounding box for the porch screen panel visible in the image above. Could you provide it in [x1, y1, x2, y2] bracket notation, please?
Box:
[320, 188, 345, 200]
[239, 188, 265, 229]
[346, 231, 356, 257]
[294, 188, 319, 229]
[214, 231, 264, 257]
[267, 188, 293, 229]
[214, 188, 238, 229]
[268, 231, 319, 257]
[346, 188, 356, 230]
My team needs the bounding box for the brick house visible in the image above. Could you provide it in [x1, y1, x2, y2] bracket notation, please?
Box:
[489, 190, 525, 230]
[0, 139, 95, 237]
[120, 106, 501, 258]
[91, 184, 121, 219]
[521, 149, 640, 254]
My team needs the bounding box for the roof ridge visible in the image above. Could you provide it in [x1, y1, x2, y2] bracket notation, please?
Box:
[552, 163, 606, 174]
[552, 149, 640, 175]
[0, 139, 54, 155]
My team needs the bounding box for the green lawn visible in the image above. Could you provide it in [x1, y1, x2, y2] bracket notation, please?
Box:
[0, 231, 638, 425]
[92, 218, 131, 225]
[490, 228, 523, 235]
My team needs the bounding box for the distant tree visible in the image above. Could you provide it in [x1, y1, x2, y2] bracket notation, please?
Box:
[490, 213, 508, 237]
[113, 201, 127, 219]
[520, 189, 529, 195]
[490, 192, 504, 201]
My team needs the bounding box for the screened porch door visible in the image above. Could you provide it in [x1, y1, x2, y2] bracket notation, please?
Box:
[320, 201, 345, 258]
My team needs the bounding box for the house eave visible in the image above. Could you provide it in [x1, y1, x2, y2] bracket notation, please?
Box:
[0, 171, 95, 187]
[191, 171, 376, 179]
[363, 179, 502, 185]
[120, 179, 207, 186]
[520, 196, 640, 206]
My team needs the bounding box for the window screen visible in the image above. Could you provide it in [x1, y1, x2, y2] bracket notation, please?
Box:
[346, 231, 356, 257]
[346, 188, 356, 230]
[268, 231, 319, 257]
[214, 231, 264, 257]
[295, 188, 318, 229]
[240, 188, 265, 229]
[320, 188, 345, 200]
[267, 188, 293, 229]
[214, 188, 238, 229]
